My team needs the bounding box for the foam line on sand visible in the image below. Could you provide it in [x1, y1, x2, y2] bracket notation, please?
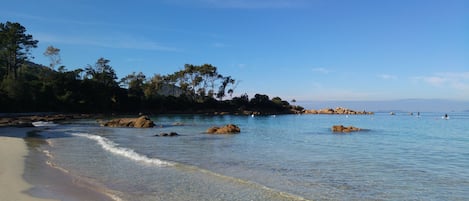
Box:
[0, 136, 58, 201]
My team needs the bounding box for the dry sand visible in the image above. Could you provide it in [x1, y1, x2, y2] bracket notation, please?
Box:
[0, 136, 58, 201]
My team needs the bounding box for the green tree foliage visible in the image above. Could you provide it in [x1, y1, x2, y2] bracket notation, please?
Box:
[49, 68, 84, 111]
[85, 57, 118, 88]
[121, 72, 146, 110]
[1, 61, 55, 111]
[0, 21, 39, 111]
[217, 76, 236, 100]
[0, 21, 296, 114]
[0, 21, 38, 79]
[81, 58, 120, 111]
[144, 74, 164, 99]
[250, 94, 271, 108]
[164, 64, 237, 101]
[121, 72, 146, 97]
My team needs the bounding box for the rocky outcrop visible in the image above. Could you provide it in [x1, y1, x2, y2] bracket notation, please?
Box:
[0, 114, 92, 127]
[332, 125, 363, 133]
[102, 116, 155, 128]
[304, 107, 373, 115]
[206, 124, 241, 134]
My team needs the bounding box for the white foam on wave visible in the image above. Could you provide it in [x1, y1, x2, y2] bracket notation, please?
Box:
[72, 133, 308, 201]
[73, 133, 173, 167]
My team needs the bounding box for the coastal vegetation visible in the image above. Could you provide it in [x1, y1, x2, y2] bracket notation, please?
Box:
[0, 21, 301, 114]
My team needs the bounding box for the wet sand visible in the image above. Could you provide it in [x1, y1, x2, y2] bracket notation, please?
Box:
[0, 136, 58, 201]
[0, 128, 117, 201]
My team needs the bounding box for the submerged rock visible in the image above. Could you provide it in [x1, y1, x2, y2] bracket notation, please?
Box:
[332, 125, 364, 133]
[172, 122, 185, 126]
[102, 116, 155, 128]
[155, 132, 179, 137]
[206, 124, 241, 134]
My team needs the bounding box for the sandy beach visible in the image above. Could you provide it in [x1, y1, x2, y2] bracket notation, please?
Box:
[0, 136, 58, 201]
[0, 126, 117, 201]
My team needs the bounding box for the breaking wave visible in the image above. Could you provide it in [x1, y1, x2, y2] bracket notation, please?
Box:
[72, 133, 173, 167]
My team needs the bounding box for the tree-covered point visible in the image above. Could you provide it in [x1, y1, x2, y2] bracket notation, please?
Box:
[0, 21, 302, 114]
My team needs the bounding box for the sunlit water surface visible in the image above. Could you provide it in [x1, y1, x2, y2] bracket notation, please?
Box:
[35, 113, 469, 200]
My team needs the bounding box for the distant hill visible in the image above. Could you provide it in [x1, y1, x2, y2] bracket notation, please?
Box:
[25, 61, 48, 69]
[298, 99, 469, 113]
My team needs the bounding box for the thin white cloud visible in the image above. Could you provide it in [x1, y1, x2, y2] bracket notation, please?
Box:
[305, 82, 377, 101]
[378, 74, 397, 80]
[438, 72, 469, 79]
[7, 11, 224, 42]
[4, 11, 109, 27]
[237, 64, 246, 68]
[438, 72, 469, 91]
[414, 71, 469, 91]
[422, 76, 447, 86]
[311, 82, 323, 89]
[312, 89, 376, 101]
[36, 33, 180, 52]
[312, 67, 331, 74]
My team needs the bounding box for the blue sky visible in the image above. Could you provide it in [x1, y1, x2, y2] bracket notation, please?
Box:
[2, 0, 468, 102]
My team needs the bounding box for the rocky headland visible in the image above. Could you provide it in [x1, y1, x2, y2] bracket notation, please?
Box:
[304, 107, 373, 115]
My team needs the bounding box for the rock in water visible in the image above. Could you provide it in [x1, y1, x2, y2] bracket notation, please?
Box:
[332, 125, 363, 133]
[134, 116, 155, 128]
[103, 116, 155, 128]
[206, 127, 219, 133]
[155, 132, 179, 137]
[206, 124, 241, 134]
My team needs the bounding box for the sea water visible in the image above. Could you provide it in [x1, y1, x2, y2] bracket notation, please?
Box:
[27, 113, 469, 200]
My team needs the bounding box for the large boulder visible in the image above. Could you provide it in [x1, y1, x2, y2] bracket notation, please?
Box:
[134, 116, 155, 128]
[206, 124, 241, 134]
[102, 116, 155, 128]
[332, 125, 363, 133]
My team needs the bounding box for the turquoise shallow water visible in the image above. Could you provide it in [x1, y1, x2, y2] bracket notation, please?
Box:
[34, 113, 469, 200]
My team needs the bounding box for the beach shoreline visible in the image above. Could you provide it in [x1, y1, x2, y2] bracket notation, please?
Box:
[0, 127, 117, 201]
[0, 135, 58, 201]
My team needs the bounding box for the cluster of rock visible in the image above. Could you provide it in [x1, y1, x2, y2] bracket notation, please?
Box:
[100, 116, 242, 136]
[304, 107, 373, 115]
[101, 116, 155, 128]
[206, 124, 241, 134]
[332, 125, 363, 133]
[0, 114, 92, 127]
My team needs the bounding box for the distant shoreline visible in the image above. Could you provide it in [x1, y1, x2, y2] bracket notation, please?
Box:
[0, 107, 371, 127]
[299, 99, 469, 113]
[0, 113, 95, 127]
